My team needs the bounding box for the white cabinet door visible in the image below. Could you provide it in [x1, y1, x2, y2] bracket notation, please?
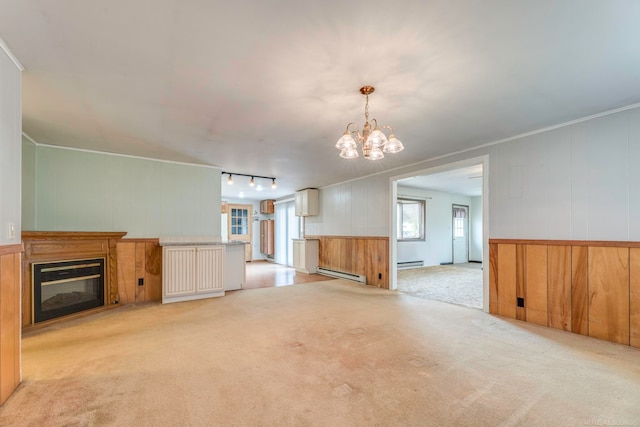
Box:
[292, 239, 318, 274]
[292, 240, 304, 269]
[163, 246, 197, 297]
[196, 246, 225, 292]
[294, 189, 319, 216]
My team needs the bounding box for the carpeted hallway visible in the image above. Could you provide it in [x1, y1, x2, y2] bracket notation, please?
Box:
[1, 280, 639, 426]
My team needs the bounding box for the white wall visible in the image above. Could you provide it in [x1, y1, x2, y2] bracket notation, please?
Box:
[305, 174, 389, 236]
[31, 145, 221, 238]
[396, 186, 472, 267]
[0, 46, 21, 245]
[308, 105, 640, 243]
[21, 136, 36, 230]
[489, 109, 640, 240]
[469, 196, 482, 261]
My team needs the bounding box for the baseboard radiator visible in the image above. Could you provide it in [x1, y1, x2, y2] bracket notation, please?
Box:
[397, 261, 424, 269]
[317, 267, 367, 284]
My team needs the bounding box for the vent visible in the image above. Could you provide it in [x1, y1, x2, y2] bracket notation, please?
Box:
[317, 267, 366, 284]
[397, 261, 424, 269]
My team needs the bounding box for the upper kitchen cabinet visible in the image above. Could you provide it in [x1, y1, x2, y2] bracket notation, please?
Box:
[260, 199, 275, 214]
[295, 189, 319, 217]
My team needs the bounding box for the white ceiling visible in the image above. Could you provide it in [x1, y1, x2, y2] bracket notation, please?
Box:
[399, 165, 483, 197]
[1, 1, 640, 200]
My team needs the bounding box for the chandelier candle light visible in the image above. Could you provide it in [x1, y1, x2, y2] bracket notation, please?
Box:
[335, 86, 404, 160]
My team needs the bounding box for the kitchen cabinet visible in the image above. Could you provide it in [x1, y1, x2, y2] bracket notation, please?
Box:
[260, 219, 275, 255]
[295, 189, 319, 216]
[292, 239, 319, 274]
[260, 199, 275, 214]
[162, 245, 225, 303]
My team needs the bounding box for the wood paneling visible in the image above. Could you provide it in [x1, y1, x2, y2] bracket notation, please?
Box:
[525, 244, 548, 326]
[588, 247, 629, 345]
[547, 246, 571, 331]
[145, 242, 162, 302]
[117, 243, 136, 304]
[497, 244, 516, 319]
[571, 246, 589, 336]
[0, 249, 21, 405]
[515, 245, 526, 321]
[489, 239, 639, 348]
[631, 248, 640, 348]
[116, 239, 162, 304]
[489, 243, 498, 314]
[309, 236, 388, 288]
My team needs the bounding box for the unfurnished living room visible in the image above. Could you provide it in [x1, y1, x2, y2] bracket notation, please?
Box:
[1, 1, 640, 426]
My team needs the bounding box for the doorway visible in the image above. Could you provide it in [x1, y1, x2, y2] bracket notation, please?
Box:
[227, 203, 253, 261]
[452, 204, 469, 264]
[390, 156, 489, 312]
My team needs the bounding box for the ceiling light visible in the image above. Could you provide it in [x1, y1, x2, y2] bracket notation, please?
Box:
[221, 172, 278, 190]
[335, 86, 404, 160]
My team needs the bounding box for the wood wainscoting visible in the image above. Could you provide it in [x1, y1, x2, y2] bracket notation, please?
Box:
[489, 239, 640, 348]
[0, 244, 22, 405]
[116, 239, 162, 304]
[306, 236, 389, 288]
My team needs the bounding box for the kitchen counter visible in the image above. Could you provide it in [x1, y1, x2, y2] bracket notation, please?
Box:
[159, 236, 248, 246]
[160, 237, 247, 303]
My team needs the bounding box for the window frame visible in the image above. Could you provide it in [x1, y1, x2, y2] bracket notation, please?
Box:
[396, 197, 426, 241]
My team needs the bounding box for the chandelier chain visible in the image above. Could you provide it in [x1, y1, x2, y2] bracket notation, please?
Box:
[364, 94, 369, 121]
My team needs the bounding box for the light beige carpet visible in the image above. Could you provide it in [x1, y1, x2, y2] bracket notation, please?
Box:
[397, 265, 483, 308]
[1, 279, 639, 426]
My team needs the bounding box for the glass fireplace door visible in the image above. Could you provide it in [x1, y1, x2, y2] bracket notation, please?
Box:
[33, 258, 105, 323]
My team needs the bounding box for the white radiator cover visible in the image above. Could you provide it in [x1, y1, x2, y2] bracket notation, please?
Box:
[316, 267, 366, 284]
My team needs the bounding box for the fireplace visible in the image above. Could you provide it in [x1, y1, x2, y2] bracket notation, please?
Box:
[32, 258, 105, 323]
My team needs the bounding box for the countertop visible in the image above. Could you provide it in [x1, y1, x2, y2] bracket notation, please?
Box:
[159, 236, 249, 246]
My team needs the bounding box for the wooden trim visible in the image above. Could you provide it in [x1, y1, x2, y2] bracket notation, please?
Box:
[305, 235, 388, 241]
[0, 244, 22, 257]
[489, 238, 640, 248]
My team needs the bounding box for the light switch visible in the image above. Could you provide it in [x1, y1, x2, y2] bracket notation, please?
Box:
[8, 222, 15, 239]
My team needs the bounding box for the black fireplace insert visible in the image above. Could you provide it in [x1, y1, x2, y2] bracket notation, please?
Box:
[32, 258, 105, 323]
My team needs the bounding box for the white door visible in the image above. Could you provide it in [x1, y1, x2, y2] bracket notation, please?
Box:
[228, 204, 252, 261]
[452, 205, 469, 264]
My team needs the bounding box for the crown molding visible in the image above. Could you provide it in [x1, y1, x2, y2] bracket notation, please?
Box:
[22, 132, 220, 170]
[0, 36, 24, 71]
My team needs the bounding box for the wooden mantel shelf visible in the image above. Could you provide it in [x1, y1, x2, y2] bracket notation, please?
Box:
[22, 231, 128, 240]
[21, 231, 128, 327]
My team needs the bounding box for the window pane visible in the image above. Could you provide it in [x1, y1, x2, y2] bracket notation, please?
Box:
[397, 199, 425, 240]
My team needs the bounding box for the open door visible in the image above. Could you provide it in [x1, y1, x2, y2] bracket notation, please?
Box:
[228, 203, 253, 261]
[452, 204, 469, 264]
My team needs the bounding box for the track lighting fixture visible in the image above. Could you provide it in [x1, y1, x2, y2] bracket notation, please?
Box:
[222, 171, 278, 190]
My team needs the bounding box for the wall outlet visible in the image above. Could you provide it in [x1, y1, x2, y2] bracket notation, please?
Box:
[138, 278, 144, 286]
[517, 297, 525, 308]
[8, 222, 15, 239]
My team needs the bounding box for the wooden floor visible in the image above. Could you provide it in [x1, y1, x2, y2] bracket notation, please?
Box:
[243, 260, 334, 289]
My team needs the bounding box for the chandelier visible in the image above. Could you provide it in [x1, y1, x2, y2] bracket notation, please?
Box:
[335, 86, 404, 160]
